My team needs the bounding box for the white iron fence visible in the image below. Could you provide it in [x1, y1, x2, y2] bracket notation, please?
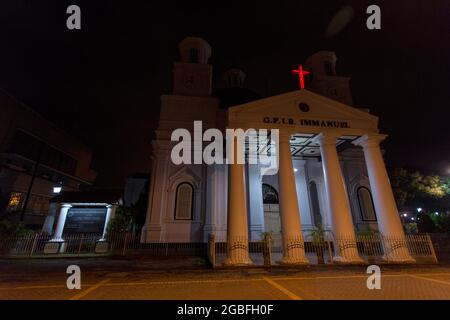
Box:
[0, 232, 438, 266]
[0, 233, 206, 257]
[207, 233, 438, 268]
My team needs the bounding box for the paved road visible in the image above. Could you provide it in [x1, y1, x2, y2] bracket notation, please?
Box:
[1, 257, 450, 300]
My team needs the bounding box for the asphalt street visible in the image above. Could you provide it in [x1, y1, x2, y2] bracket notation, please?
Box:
[1, 257, 450, 300]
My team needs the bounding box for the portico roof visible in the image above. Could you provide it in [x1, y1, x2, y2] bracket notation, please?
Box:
[227, 89, 379, 134]
[228, 89, 380, 158]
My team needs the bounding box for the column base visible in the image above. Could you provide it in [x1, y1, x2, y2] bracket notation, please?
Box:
[281, 237, 309, 265]
[382, 254, 416, 264]
[223, 257, 253, 267]
[332, 255, 365, 264]
[333, 238, 364, 264]
[381, 238, 416, 263]
[45, 239, 66, 254]
[279, 256, 309, 266]
[95, 240, 110, 253]
[223, 237, 253, 266]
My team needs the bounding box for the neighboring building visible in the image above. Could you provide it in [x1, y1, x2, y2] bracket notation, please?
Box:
[46, 174, 146, 250]
[142, 37, 414, 265]
[47, 191, 121, 245]
[0, 89, 97, 229]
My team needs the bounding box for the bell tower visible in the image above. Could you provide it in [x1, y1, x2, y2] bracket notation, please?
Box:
[173, 37, 212, 97]
[304, 51, 353, 105]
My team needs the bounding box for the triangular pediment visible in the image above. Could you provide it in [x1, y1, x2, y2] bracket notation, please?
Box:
[228, 90, 378, 132]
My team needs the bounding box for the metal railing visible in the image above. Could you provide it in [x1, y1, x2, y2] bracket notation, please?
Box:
[207, 233, 438, 267]
[208, 235, 271, 267]
[107, 233, 206, 256]
[0, 233, 206, 257]
[429, 233, 450, 259]
[0, 233, 52, 256]
[0, 232, 438, 266]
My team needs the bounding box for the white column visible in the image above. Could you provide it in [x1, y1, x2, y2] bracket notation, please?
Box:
[353, 134, 415, 262]
[314, 133, 362, 263]
[100, 205, 113, 241]
[51, 203, 71, 241]
[203, 164, 216, 242]
[277, 132, 308, 264]
[142, 145, 170, 242]
[224, 136, 252, 266]
[247, 163, 265, 241]
[41, 203, 57, 234]
[294, 160, 314, 228]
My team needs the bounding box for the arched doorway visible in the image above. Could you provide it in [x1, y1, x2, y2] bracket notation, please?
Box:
[262, 184, 281, 245]
[357, 186, 377, 222]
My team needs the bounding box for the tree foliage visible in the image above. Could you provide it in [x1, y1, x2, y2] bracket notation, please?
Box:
[435, 214, 450, 234]
[0, 220, 34, 236]
[413, 212, 450, 234]
[107, 206, 134, 234]
[417, 213, 435, 233]
[389, 168, 450, 208]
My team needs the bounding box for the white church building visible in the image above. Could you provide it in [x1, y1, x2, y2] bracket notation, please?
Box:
[141, 37, 413, 265]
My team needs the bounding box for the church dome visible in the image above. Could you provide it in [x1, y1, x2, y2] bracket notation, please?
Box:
[213, 68, 261, 109]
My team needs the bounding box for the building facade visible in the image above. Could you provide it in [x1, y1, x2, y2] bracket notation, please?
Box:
[141, 37, 413, 264]
[0, 89, 97, 230]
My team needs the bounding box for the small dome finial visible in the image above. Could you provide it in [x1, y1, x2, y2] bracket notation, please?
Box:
[178, 37, 211, 64]
[304, 51, 337, 76]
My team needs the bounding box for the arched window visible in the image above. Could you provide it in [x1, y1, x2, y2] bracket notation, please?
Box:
[324, 61, 334, 76]
[357, 187, 377, 221]
[174, 183, 194, 220]
[309, 181, 322, 227]
[262, 184, 279, 204]
[189, 48, 199, 63]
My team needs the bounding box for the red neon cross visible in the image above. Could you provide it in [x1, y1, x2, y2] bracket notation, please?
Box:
[292, 65, 310, 89]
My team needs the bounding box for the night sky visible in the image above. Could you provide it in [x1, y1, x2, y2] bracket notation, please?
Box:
[1, 0, 449, 188]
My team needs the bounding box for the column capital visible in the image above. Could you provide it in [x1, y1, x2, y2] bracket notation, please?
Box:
[61, 203, 72, 209]
[353, 133, 388, 148]
[106, 204, 113, 209]
[312, 132, 338, 146]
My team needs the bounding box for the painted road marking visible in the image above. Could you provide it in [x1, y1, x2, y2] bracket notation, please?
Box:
[408, 275, 450, 286]
[1, 272, 450, 291]
[69, 278, 111, 300]
[262, 276, 302, 300]
[12, 284, 76, 290]
[272, 272, 450, 282]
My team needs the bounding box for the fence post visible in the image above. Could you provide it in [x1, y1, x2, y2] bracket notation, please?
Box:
[122, 233, 129, 256]
[23, 234, 33, 255]
[208, 234, 216, 269]
[327, 240, 334, 264]
[29, 233, 39, 256]
[110, 233, 115, 253]
[78, 235, 84, 256]
[426, 234, 438, 263]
